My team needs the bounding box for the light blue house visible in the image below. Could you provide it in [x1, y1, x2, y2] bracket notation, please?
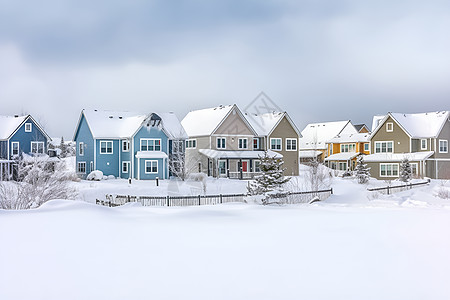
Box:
[73, 110, 187, 180]
[0, 115, 51, 180]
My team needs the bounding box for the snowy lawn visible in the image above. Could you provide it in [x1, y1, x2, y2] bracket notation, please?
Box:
[1, 176, 450, 300]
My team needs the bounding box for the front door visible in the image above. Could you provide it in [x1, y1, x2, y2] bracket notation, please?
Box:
[238, 160, 249, 172]
[218, 160, 227, 176]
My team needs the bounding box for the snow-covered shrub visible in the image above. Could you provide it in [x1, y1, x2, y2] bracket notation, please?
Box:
[187, 173, 207, 194]
[0, 157, 77, 209]
[355, 156, 370, 184]
[435, 181, 450, 199]
[303, 159, 331, 191]
[86, 170, 103, 181]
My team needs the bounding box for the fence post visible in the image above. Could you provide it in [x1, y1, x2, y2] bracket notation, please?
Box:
[220, 194, 223, 204]
[330, 188, 333, 195]
[387, 186, 390, 195]
[198, 195, 201, 206]
[167, 195, 170, 207]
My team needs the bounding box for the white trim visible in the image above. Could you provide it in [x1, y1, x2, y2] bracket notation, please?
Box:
[31, 141, 45, 154]
[79, 142, 84, 156]
[253, 159, 261, 172]
[270, 138, 282, 151]
[439, 139, 448, 153]
[77, 161, 86, 174]
[380, 163, 399, 177]
[340, 143, 356, 153]
[386, 122, 393, 132]
[420, 139, 427, 150]
[285, 138, 297, 151]
[140, 138, 161, 151]
[11, 141, 19, 156]
[410, 163, 419, 175]
[90, 161, 93, 173]
[218, 159, 227, 176]
[238, 138, 248, 149]
[122, 140, 130, 152]
[122, 161, 130, 173]
[99, 140, 113, 154]
[25, 123, 32, 132]
[216, 137, 226, 149]
[374, 141, 394, 153]
[144, 160, 158, 174]
[94, 139, 97, 170]
[253, 138, 260, 150]
[364, 143, 369, 152]
[186, 139, 197, 149]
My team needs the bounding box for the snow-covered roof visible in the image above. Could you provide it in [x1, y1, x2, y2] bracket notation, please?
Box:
[181, 105, 234, 137]
[372, 111, 449, 138]
[299, 150, 322, 158]
[324, 152, 360, 161]
[81, 110, 187, 139]
[199, 149, 283, 159]
[328, 132, 370, 143]
[0, 115, 28, 140]
[364, 151, 434, 162]
[300, 120, 357, 150]
[135, 151, 169, 159]
[244, 112, 285, 136]
[354, 124, 369, 133]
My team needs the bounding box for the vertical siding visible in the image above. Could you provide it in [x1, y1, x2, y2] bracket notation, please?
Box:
[9, 118, 48, 157]
[74, 114, 95, 179]
[95, 139, 120, 177]
[371, 116, 410, 154]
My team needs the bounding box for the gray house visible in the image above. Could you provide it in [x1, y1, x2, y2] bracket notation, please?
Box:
[365, 111, 449, 180]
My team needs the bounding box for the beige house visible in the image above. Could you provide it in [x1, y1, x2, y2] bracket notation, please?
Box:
[365, 111, 450, 180]
[181, 105, 283, 179]
[244, 111, 301, 176]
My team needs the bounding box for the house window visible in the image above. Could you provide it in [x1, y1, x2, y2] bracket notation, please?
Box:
[254, 160, 261, 172]
[411, 163, 418, 176]
[122, 140, 129, 152]
[253, 138, 259, 150]
[79, 142, 84, 156]
[141, 139, 161, 151]
[238, 138, 247, 149]
[90, 161, 94, 173]
[172, 140, 184, 154]
[122, 161, 130, 173]
[12, 142, 19, 156]
[217, 138, 226, 149]
[374, 141, 393, 153]
[145, 160, 158, 174]
[186, 139, 196, 149]
[439, 140, 448, 153]
[77, 162, 86, 174]
[364, 143, 369, 152]
[380, 163, 399, 177]
[420, 139, 427, 150]
[31, 142, 44, 154]
[25, 123, 32, 132]
[286, 139, 297, 151]
[340, 143, 356, 153]
[386, 122, 393, 132]
[100, 141, 113, 154]
[218, 160, 227, 175]
[338, 162, 347, 171]
[270, 138, 282, 151]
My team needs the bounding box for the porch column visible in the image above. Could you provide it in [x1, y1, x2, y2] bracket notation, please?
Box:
[226, 158, 230, 178]
[239, 158, 243, 180]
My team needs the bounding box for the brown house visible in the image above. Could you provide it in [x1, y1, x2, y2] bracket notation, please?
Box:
[325, 132, 370, 171]
[365, 111, 450, 180]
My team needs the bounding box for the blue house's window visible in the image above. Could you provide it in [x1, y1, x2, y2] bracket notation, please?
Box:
[12, 142, 19, 156]
[100, 141, 113, 154]
[77, 162, 86, 174]
[25, 123, 32, 132]
[145, 160, 158, 173]
[31, 142, 44, 154]
[122, 161, 130, 173]
[79, 142, 84, 156]
[122, 140, 130, 152]
[141, 139, 161, 151]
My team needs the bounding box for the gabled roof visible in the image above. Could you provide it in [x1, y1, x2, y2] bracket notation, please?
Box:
[0, 115, 51, 141]
[244, 111, 301, 137]
[76, 110, 187, 140]
[300, 120, 357, 150]
[328, 132, 370, 143]
[354, 124, 370, 133]
[371, 111, 449, 139]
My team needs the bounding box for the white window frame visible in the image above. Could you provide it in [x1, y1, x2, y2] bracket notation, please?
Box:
[218, 159, 227, 175]
[79, 142, 84, 156]
[374, 141, 394, 153]
[145, 160, 158, 174]
[420, 139, 427, 150]
[100, 141, 113, 154]
[254, 160, 261, 172]
[122, 140, 130, 152]
[217, 137, 226, 149]
[77, 162, 86, 174]
[238, 138, 248, 149]
[25, 123, 32, 132]
[11, 142, 20, 156]
[122, 161, 130, 173]
[140, 139, 161, 151]
[386, 122, 393, 132]
[270, 138, 282, 151]
[338, 162, 347, 171]
[186, 139, 197, 149]
[253, 138, 259, 150]
[90, 161, 94, 173]
[411, 163, 418, 176]
[380, 163, 399, 177]
[31, 141, 44, 154]
[340, 143, 356, 153]
[439, 140, 448, 153]
[364, 143, 369, 152]
[286, 138, 297, 151]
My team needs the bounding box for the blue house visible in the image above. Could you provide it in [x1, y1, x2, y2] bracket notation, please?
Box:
[73, 110, 187, 180]
[0, 115, 51, 180]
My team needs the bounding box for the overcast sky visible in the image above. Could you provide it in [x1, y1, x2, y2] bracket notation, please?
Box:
[1, 0, 449, 139]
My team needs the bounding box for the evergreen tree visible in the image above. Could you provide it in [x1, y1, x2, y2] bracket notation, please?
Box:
[247, 151, 290, 195]
[59, 136, 67, 158]
[399, 157, 412, 182]
[355, 155, 370, 184]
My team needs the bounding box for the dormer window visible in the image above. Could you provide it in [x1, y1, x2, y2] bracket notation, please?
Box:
[25, 123, 32, 132]
[386, 122, 393, 132]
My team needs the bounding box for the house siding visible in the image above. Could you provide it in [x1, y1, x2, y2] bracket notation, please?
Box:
[0, 140, 7, 159]
[9, 119, 48, 157]
[214, 108, 254, 137]
[95, 139, 120, 177]
[371, 116, 410, 154]
[434, 119, 450, 159]
[74, 114, 95, 179]
[268, 116, 299, 176]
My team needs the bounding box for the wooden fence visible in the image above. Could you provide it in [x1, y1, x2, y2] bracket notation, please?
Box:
[367, 180, 430, 195]
[96, 188, 333, 207]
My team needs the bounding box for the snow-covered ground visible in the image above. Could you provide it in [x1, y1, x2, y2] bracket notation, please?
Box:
[1, 162, 450, 300]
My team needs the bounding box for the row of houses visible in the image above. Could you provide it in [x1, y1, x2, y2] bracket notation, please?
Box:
[1, 103, 449, 181]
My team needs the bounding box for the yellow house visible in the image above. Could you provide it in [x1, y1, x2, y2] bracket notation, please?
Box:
[325, 133, 370, 171]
